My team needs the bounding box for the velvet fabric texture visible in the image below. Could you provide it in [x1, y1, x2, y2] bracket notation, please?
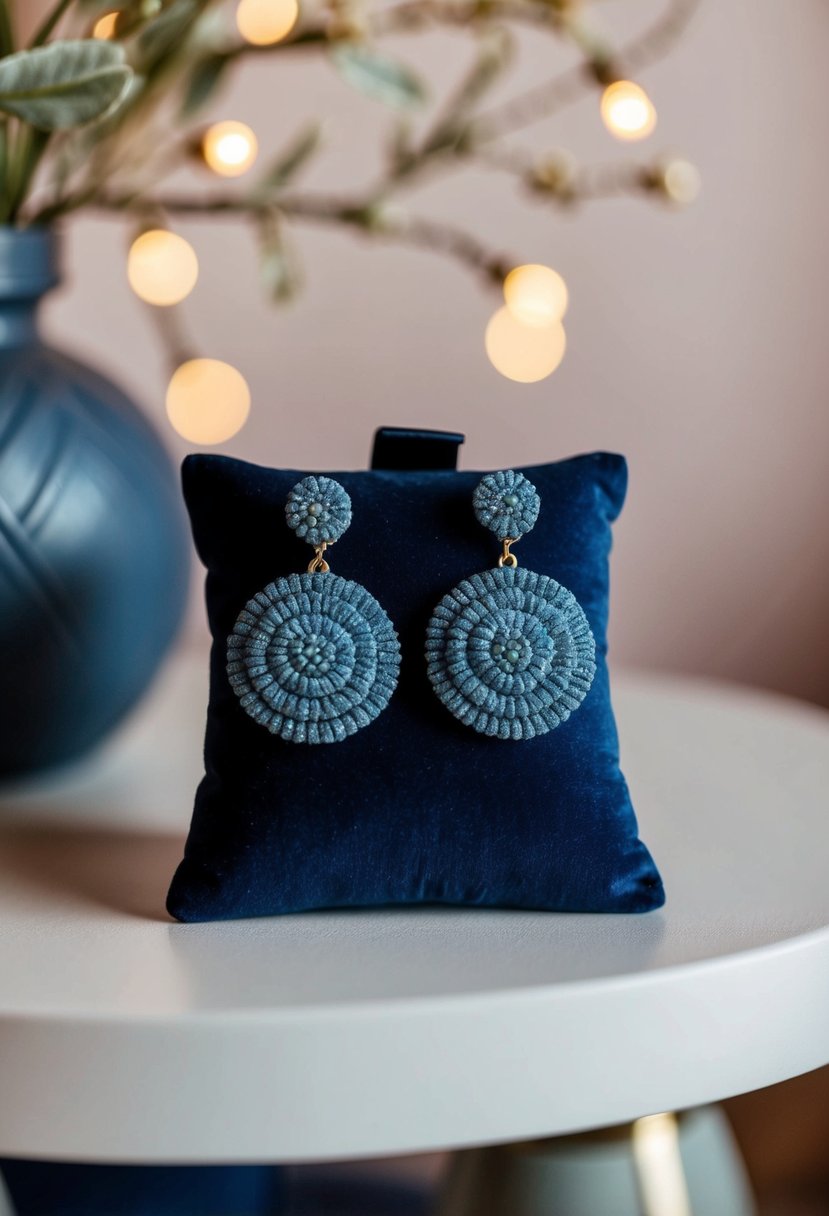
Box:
[0, 1162, 282, 1216]
[167, 451, 664, 921]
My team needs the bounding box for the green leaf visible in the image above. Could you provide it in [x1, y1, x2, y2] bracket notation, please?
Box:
[445, 28, 512, 119]
[421, 29, 512, 159]
[388, 115, 413, 166]
[83, 70, 144, 138]
[331, 45, 426, 110]
[180, 50, 230, 117]
[0, 41, 132, 130]
[136, 0, 200, 70]
[252, 122, 321, 196]
[260, 239, 302, 304]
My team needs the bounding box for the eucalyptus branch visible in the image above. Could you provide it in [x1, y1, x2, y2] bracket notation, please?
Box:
[381, 212, 511, 283]
[217, 0, 568, 66]
[620, 0, 702, 74]
[91, 191, 268, 216]
[0, 0, 699, 375]
[434, 140, 673, 210]
[469, 0, 702, 142]
[468, 62, 586, 144]
[571, 160, 647, 199]
[89, 189, 513, 284]
[366, 0, 647, 38]
[3, 127, 50, 224]
[395, 28, 512, 182]
[30, 0, 76, 48]
[0, 0, 13, 57]
[369, 0, 564, 36]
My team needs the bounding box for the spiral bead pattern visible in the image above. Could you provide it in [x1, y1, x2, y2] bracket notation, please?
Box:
[228, 572, 400, 743]
[285, 475, 352, 544]
[473, 470, 541, 540]
[426, 566, 596, 739]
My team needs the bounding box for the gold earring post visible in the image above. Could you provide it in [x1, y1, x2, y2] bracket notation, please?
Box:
[498, 538, 519, 568]
[307, 543, 330, 573]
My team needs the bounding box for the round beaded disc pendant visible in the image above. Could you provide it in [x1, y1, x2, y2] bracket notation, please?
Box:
[426, 566, 596, 740]
[228, 571, 400, 744]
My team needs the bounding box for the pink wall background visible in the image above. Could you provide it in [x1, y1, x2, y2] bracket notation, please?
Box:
[40, 0, 829, 705]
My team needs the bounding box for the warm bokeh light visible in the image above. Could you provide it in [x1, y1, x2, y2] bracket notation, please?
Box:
[126, 229, 198, 307]
[236, 0, 299, 45]
[659, 157, 701, 205]
[485, 307, 566, 383]
[166, 359, 251, 444]
[600, 80, 657, 141]
[92, 10, 119, 39]
[202, 121, 258, 177]
[503, 264, 568, 328]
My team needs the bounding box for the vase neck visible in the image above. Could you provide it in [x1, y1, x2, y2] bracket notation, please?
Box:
[0, 226, 59, 349]
[0, 301, 42, 346]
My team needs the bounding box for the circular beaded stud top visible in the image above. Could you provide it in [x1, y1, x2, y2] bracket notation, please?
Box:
[227, 477, 400, 744]
[426, 470, 596, 740]
[472, 469, 540, 541]
[285, 474, 351, 544]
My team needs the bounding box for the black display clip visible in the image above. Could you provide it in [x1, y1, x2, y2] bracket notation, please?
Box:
[370, 427, 465, 472]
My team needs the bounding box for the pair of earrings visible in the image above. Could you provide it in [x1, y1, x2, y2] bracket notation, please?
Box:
[227, 472, 596, 744]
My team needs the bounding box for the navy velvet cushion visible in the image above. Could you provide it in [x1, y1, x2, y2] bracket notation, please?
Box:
[167, 451, 664, 921]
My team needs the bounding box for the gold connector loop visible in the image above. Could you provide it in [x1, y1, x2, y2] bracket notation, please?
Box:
[307, 543, 330, 573]
[498, 537, 519, 569]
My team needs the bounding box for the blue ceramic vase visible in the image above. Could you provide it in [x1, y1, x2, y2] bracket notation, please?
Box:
[0, 226, 189, 776]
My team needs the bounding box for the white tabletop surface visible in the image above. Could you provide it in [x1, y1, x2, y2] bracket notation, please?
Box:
[0, 650, 828, 1163]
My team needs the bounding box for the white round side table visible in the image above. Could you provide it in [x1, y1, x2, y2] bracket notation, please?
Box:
[0, 650, 828, 1171]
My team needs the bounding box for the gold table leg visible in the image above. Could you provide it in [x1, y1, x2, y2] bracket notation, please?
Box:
[438, 1106, 755, 1216]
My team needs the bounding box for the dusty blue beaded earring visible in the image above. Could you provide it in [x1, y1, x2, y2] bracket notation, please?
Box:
[426, 470, 596, 740]
[227, 475, 401, 744]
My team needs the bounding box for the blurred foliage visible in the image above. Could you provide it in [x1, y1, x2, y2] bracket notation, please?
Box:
[0, 0, 700, 308]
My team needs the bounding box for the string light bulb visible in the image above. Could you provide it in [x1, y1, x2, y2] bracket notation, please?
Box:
[166, 359, 251, 444]
[656, 157, 701, 205]
[201, 121, 258, 177]
[126, 229, 198, 307]
[236, 0, 299, 45]
[503, 264, 568, 328]
[600, 80, 657, 141]
[92, 10, 119, 38]
[485, 307, 566, 383]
